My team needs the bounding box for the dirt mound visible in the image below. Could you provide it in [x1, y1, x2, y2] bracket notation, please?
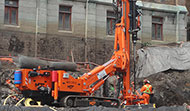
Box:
[136, 69, 190, 107]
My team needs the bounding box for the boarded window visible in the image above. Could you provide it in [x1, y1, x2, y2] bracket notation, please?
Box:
[107, 11, 116, 35]
[152, 17, 163, 40]
[59, 5, 72, 31]
[4, 0, 18, 25]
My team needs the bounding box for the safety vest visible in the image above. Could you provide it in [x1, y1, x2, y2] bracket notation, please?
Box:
[143, 85, 152, 94]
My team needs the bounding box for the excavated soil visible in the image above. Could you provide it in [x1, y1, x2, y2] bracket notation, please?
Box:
[136, 69, 190, 107]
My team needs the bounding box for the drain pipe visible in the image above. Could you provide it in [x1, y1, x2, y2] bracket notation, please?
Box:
[35, 0, 39, 57]
[85, 0, 89, 62]
[175, 0, 180, 42]
[176, 10, 179, 42]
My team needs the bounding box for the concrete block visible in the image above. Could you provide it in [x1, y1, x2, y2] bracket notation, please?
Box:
[47, 16, 58, 22]
[0, 8, 4, 17]
[88, 14, 96, 21]
[19, 13, 36, 21]
[96, 21, 106, 28]
[88, 3, 96, 15]
[72, 13, 85, 20]
[141, 31, 151, 38]
[47, 0, 58, 5]
[47, 9, 59, 17]
[96, 27, 106, 37]
[96, 15, 106, 22]
[163, 24, 176, 30]
[72, 6, 85, 14]
[0, 0, 4, 4]
[58, 0, 74, 6]
[96, 9, 106, 16]
[47, 3, 58, 10]
[142, 27, 152, 34]
[19, 7, 36, 14]
[20, 1, 36, 8]
[163, 30, 176, 36]
[39, 0, 47, 7]
[0, 15, 4, 24]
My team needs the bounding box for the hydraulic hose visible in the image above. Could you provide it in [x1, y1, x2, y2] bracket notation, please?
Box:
[3, 94, 16, 105]
[15, 97, 25, 106]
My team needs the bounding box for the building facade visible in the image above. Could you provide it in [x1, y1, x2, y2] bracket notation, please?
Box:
[137, 0, 187, 45]
[0, 0, 188, 64]
[0, 0, 116, 64]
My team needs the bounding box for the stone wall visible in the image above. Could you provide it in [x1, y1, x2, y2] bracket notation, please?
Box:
[0, 30, 35, 57]
[0, 29, 114, 64]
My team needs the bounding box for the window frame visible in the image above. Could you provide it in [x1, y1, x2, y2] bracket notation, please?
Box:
[58, 5, 72, 31]
[152, 16, 163, 41]
[107, 11, 116, 35]
[4, 0, 19, 25]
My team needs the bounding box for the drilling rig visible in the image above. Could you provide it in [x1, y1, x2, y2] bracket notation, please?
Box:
[14, 0, 148, 108]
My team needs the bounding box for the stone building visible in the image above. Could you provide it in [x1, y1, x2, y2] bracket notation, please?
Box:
[0, 0, 115, 64]
[0, 0, 188, 64]
[137, 0, 188, 45]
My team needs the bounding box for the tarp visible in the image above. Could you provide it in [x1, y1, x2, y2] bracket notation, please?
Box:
[136, 42, 190, 78]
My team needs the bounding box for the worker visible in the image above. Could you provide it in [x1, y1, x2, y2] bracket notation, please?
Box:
[140, 79, 153, 104]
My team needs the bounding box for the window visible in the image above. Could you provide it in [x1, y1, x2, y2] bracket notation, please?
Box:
[59, 5, 72, 31]
[4, 0, 18, 25]
[152, 17, 163, 40]
[107, 11, 116, 35]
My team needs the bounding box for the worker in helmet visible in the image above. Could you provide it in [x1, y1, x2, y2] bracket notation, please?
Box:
[140, 79, 153, 104]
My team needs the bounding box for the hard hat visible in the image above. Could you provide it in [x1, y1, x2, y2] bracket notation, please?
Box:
[143, 79, 150, 84]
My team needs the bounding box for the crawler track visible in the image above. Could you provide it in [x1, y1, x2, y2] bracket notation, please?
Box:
[60, 95, 120, 108]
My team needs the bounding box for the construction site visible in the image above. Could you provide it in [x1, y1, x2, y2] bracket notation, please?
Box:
[1, 0, 190, 111]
